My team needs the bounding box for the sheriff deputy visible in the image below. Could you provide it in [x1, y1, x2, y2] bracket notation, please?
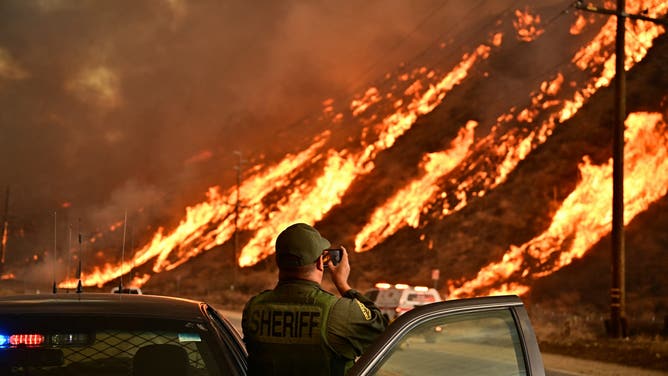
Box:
[242, 223, 388, 376]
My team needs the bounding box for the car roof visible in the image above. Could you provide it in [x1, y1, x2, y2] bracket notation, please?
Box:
[0, 293, 208, 322]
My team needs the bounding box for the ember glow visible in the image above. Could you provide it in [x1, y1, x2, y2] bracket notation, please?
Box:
[57, 1, 667, 294]
[448, 112, 668, 298]
[1, 221, 7, 263]
[513, 7, 545, 42]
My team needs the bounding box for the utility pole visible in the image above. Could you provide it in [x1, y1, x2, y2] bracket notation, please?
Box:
[231, 151, 247, 290]
[574, 0, 667, 338]
[76, 218, 83, 293]
[53, 211, 57, 294]
[0, 186, 9, 275]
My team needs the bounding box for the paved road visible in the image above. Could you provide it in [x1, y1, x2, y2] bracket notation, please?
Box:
[220, 309, 666, 376]
[542, 353, 667, 376]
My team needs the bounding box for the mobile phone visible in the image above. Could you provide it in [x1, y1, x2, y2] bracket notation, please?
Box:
[323, 247, 342, 267]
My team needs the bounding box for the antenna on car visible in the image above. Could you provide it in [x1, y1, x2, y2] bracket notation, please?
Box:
[116, 210, 127, 293]
[76, 218, 83, 293]
[52, 211, 57, 294]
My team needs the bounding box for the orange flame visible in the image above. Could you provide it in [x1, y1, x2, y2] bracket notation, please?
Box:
[570, 13, 592, 36]
[60, 39, 497, 287]
[184, 150, 213, 165]
[350, 0, 665, 285]
[355, 121, 477, 252]
[513, 7, 545, 42]
[437, 0, 665, 219]
[59, 1, 667, 293]
[109, 220, 125, 232]
[351, 87, 381, 117]
[237, 44, 494, 267]
[1, 221, 7, 263]
[448, 112, 668, 298]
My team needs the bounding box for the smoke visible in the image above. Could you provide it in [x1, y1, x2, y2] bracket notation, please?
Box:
[0, 47, 29, 80]
[1, 0, 474, 266]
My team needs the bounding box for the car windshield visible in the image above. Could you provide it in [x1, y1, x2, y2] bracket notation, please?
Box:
[0, 315, 226, 376]
[406, 293, 437, 303]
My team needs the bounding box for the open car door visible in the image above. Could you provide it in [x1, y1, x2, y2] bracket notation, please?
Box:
[347, 295, 545, 376]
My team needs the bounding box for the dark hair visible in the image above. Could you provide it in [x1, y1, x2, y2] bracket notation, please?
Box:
[278, 260, 318, 280]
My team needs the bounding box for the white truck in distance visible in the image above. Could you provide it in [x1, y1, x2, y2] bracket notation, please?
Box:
[364, 283, 442, 321]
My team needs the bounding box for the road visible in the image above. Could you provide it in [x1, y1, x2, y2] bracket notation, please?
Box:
[541, 353, 667, 376]
[220, 310, 666, 376]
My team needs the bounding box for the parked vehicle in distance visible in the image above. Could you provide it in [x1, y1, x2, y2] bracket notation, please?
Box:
[365, 282, 442, 321]
[110, 286, 143, 294]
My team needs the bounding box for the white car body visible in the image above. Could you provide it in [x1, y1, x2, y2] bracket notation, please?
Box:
[365, 283, 442, 321]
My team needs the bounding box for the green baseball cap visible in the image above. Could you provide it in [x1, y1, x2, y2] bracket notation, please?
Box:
[275, 223, 331, 267]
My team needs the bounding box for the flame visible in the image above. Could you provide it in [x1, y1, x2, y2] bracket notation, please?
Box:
[1, 272, 14, 280]
[351, 87, 382, 117]
[60, 39, 497, 287]
[109, 220, 125, 232]
[58, 1, 667, 292]
[435, 0, 665, 219]
[448, 112, 668, 298]
[236, 44, 494, 267]
[570, 13, 592, 35]
[1, 221, 7, 263]
[355, 121, 477, 252]
[513, 7, 545, 42]
[351, 0, 665, 285]
[184, 150, 213, 165]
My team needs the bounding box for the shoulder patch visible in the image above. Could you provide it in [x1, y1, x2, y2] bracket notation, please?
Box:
[355, 299, 372, 320]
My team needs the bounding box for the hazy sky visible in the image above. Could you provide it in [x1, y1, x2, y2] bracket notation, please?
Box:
[0, 0, 560, 262]
[0, 1, 451, 237]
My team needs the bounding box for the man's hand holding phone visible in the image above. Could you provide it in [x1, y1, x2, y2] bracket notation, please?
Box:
[323, 247, 342, 267]
[325, 246, 351, 295]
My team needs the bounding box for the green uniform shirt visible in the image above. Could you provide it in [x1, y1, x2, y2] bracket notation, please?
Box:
[242, 279, 387, 376]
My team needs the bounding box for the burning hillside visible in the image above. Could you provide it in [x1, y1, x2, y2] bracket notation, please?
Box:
[1, 1, 666, 311]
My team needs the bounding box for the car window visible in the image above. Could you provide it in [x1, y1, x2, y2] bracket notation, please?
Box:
[205, 306, 247, 371]
[405, 293, 437, 303]
[371, 309, 527, 376]
[0, 316, 228, 376]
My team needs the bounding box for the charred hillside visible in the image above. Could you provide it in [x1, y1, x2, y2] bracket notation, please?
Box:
[346, 32, 668, 311]
[143, 33, 668, 324]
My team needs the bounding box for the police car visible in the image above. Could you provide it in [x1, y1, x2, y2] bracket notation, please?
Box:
[365, 283, 442, 321]
[0, 293, 247, 375]
[0, 293, 544, 375]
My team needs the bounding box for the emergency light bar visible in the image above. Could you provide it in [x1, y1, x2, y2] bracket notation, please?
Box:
[9, 334, 44, 346]
[0, 332, 91, 348]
